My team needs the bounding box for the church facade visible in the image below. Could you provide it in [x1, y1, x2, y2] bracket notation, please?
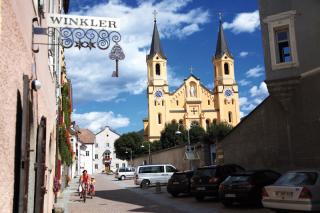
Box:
[143, 19, 240, 141]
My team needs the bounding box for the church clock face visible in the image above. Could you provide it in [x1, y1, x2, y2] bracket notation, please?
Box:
[224, 88, 233, 98]
[154, 89, 164, 99]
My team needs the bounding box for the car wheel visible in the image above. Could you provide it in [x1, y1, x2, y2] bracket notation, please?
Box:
[120, 175, 125, 180]
[140, 180, 150, 189]
[170, 192, 179, 197]
[222, 200, 233, 207]
[195, 195, 204, 201]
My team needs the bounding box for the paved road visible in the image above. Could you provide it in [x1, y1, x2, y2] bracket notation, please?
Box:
[67, 174, 273, 213]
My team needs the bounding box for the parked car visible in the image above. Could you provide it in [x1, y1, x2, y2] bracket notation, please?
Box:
[134, 164, 177, 188]
[191, 164, 244, 201]
[114, 167, 135, 180]
[219, 170, 281, 207]
[167, 170, 194, 197]
[262, 170, 320, 212]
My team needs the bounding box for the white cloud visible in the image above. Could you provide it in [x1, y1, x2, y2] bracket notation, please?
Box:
[115, 98, 127, 103]
[246, 65, 264, 78]
[73, 111, 130, 132]
[239, 79, 251, 86]
[239, 97, 249, 107]
[250, 82, 268, 97]
[223, 10, 260, 34]
[239, 51, 249, 58]
[65, 0, 210, 102]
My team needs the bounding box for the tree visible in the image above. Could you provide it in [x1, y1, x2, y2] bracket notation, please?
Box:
[203, 122, 233, 144]
[160, 123, 187, 149]
[189, 125, 205, 144]
[114, 132, 144, 160]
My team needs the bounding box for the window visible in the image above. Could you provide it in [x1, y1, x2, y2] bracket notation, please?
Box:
[95, 143, 98, 148]
[95, 154, 98, 159]
[208, 100, 210, 105]
[206, 119, 210, 129]
[122, 163, 125, 168]
[116, 163, 119, 169]
[95, 164, 98, 169]
[162, 100, 164, 106]
[155, 63, 161, 75]
[106, 143, 110, 147]
[179, 119, 183, 125]
[212, 119, 217, 124]
[275, 28, 291, 63]
[158, 113, 162, 124]
[154, 100, 157, 106]
[86, 151, 89, 156]
[263, 10, 298, 70]
[176, 100, 179, 106]
[166, 166, 176, 173]
[191, 121, 199, 127]
[171, 120, 177, 124]
[224, 63, 229, 75]
[228, 111, 232, 123]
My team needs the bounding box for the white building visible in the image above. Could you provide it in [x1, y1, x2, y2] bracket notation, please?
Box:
[95, 126, 128, 173]
[78, 129, 95, 175]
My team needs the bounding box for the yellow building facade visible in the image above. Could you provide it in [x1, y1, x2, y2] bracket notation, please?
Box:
[144, 19, 240, 141]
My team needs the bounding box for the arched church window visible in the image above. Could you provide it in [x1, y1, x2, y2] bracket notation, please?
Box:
[206, 119, 210, 129]
[208, 100, 210, 105]
[212, 119, 217, 124]
[224, 63, 229, 75]
[191, 121, 199, 128]
[228, 111, 232, 123]
[158, 113, 162, 124]
[172, 119, 177, 124]
[179, 119, 183, 125]
[156, 63, 161, 76]
[176, 100, 179, 106]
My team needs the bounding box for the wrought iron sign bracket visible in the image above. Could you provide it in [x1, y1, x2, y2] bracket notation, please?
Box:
[32, 17, 125, 77]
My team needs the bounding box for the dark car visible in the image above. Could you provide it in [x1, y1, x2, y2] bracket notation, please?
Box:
[190, 164, 244, 201]
[219, 170, 281, 207]
[167, 170, 194, 197]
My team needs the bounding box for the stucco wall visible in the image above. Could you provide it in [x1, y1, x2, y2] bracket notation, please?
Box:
[222, 70, 320, 173]
[132, 144, 206, 171]
[0, 0, 57, 212]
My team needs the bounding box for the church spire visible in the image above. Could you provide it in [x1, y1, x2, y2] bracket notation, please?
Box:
[214, 18, 233, 59]
[147, 11, 166, 60]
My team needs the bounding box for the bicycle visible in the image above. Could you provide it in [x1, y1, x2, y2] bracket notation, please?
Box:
[81, 183, 88, 203]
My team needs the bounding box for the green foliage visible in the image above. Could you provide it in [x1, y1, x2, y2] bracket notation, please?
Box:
[61, 83, 71, 128]
[203, 122, 233, 144]
[58, 125, 72, 166]
[189, 125, 206, 144]
[114, 132, 144, 160]
[160, 123, 186, 149]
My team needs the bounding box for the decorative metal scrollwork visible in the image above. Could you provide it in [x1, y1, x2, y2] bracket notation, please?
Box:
[47, 27, 122, 51]
[109, 43, 125, 77]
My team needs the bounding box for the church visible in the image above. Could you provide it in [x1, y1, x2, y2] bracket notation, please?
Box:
[143, 17, 240, 141]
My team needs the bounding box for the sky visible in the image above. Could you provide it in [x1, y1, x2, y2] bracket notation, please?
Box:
[66, 0, 269, 134]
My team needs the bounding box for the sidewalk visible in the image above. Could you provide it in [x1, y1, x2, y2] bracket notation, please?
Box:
[53, 176, 80, 213]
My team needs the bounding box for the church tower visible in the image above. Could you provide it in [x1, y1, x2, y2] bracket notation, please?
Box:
[145, 17, 169, 141]
[213, 20, 240, 126]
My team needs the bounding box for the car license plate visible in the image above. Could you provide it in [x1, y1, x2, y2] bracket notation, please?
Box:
[173, 181, 180, 184]
[225, 194, 236, 198]
[275, 191, 293, 198]
[197, 187, 205, 191]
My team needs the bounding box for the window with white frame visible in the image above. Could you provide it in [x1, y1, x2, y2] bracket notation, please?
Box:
[95, 154, 98, 159]
[86, 151, 89, 156]
[263, 10, 298, 70]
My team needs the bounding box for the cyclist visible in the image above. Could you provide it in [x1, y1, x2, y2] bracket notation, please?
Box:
[89, 177, 96, 196]
[79, 170, 90, 198]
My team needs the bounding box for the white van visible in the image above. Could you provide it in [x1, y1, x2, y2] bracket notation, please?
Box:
[134, 164, 177, 188]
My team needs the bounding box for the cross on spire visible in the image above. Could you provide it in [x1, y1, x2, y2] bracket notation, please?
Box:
[218, 12, 223, 22]
[153, 10, 158, 22]
[189, 65, 194, 74]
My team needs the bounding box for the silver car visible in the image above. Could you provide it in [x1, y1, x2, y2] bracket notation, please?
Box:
[262, 170, 320, 212]
[134, 164, 177, 188]
[115, 167, 135, 180]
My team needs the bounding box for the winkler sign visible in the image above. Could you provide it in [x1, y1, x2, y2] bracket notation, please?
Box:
[47, 14, 120, 30]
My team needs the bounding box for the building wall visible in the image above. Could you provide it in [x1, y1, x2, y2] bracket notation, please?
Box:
[95, 127, 127, 173]
[132, 144, 206, 171]
[79, 144, 94, 175]
[0, 0, 59, 212]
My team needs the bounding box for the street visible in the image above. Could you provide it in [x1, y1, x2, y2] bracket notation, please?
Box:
[66, 174, 273, 213]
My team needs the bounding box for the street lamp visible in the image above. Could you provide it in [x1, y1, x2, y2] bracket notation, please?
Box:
[125, 148, 132, 166]
[175, 124, 193, 170]
[141, 142, 151, 164]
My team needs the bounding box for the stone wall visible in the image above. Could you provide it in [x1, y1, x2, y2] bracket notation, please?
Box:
[132, 144, 207, 171]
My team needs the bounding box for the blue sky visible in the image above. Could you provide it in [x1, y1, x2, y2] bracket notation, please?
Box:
[67, 0, 268, 134]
